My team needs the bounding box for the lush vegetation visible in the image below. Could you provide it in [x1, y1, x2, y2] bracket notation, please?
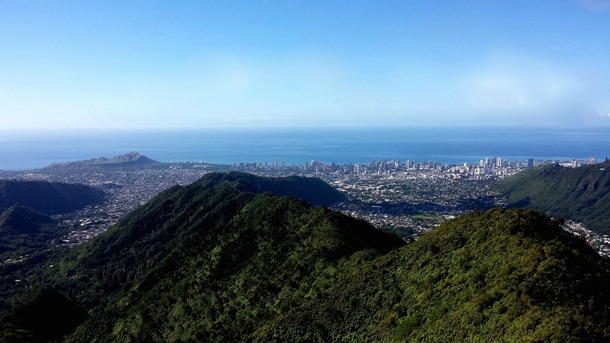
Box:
[2, 176, 610, 342]
[0, 180, 105, 215]
[0, 205, 56, 258]
[496, 160, 610, 234]
[196, 171, 348, 206]
[0, 286, 86, 343]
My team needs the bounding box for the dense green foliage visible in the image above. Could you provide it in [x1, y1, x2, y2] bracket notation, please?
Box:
[196, 171, 348, 206]
[66, 193, 403, 342]
[496, 161, 610, 234]
[0, 286, 86, 343]
[0, 205, 56, 257]
[47, 185, 256, 307]
[0, 204, 53, 238]
[2, 177, 610, 342]
[256, 208, 610, 342]
[0, 180, 105, 215]
[0, 205, 70, 320]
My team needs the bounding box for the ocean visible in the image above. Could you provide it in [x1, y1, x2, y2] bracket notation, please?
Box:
[0, 127, 609, 170]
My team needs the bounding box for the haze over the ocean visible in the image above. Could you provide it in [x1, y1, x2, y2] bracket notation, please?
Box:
[1, 1, 609, 129]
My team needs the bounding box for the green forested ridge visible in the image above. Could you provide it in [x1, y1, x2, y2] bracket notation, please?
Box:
[1, 179, 610, 342]
[0, 204, 54, 238]
[0, 205, 68, 327]
[65, 192, 404, 342]
[195, 171, 348, 206]
[47, 185, 256, 306]
[0, 180, 105, 215]
[0, 204, 56, 258]
[496, 161, 610, 234]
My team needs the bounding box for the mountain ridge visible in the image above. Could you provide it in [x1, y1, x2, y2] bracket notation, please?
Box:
[496, 161, 610, 234]
[0, 180, 105, 215]
[195, 171, 348, 206]
[1, 177, 610, 341]
[0, 204, 53, 237]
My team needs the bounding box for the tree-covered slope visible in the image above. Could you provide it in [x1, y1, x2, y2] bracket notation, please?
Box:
[0, 204, 53, 237]
[256, 208, 610, 342]
[195, 171, 348, 206]
[65, 193, 403, 342]
[0, 205, 57, 257]
[3, 181, 610, 342]
[0, 285, 86, 343]
[0, 180, 105, 215]
[64, 198, 610, 341]
[0, 205, 66, 318]
[496, 161, 610, 234]
[47, 184, 256, 306]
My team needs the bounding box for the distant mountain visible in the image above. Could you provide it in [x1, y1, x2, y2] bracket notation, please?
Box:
[43, 151, 164, 171]
[195, 171, 348, 206]
[496, 160, 610, 234]
[0, 180, 105, 215]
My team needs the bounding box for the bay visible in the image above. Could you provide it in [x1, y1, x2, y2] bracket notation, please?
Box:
[0, 127, 608, 170]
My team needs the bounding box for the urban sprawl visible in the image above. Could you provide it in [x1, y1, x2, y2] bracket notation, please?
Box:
[1, 155, 607, 255]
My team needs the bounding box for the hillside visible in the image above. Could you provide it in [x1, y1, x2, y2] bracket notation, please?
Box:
[43, 151, 164, 171]
[1, 181, 610, 341]
[496, 161, 610, 234]
[0, 286, 86, 343]
[0, 180, 105, 215]
[65, 203, 610, 342]
[0, 205, 57, 258]
[196, 171, 348, 206]
[0, 204, 53, 237]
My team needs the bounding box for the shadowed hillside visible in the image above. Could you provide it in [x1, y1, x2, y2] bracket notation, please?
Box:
[0, 286, 86, 343]
[195, 171, 348, 206]
[0, 180, 105, 215]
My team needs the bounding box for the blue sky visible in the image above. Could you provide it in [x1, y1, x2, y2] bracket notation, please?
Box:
[1, 0, 609, 129]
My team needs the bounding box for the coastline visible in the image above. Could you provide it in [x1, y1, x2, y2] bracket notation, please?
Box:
[1, 127, 608, 171]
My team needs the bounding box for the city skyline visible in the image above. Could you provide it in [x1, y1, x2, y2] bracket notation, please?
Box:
[1, 1, 610, 130]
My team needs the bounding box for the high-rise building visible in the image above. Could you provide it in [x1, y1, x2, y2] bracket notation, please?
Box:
[527, 158, 534, 168]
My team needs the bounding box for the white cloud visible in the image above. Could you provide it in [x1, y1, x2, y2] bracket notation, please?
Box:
[464, 54, 580, 115]
[579, 0, 610, 12]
